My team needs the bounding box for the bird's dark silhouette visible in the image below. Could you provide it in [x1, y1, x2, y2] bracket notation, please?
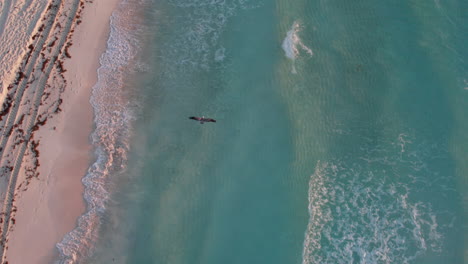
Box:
[189, 116, 216, 124]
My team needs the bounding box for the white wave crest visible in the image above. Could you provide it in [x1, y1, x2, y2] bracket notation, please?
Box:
[282, 21, 313, 74]
[55, 0, 141, 262]
[302, 136, 452, 264]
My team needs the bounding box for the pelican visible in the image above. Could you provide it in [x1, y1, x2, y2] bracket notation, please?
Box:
[189, 116, 216, 124]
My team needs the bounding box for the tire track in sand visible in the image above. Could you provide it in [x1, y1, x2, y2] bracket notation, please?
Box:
[0, 0, 83, 262]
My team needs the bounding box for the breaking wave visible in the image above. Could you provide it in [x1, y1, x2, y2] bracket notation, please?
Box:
[282, 21, 313, 74]
[55, 1, 143, 263]
[302, 135, 456, 264]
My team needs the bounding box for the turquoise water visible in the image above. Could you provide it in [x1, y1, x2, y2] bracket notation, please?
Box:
[58, 0, 467, 263]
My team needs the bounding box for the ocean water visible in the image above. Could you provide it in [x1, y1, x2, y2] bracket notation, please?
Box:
[57, 0, 467, 263]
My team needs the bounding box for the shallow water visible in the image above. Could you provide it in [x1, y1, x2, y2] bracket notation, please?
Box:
[58, 0, 468, 262]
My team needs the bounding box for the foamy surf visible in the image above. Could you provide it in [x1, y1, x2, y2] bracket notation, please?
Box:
[282, 21, 313, 74]
[161, 0, 260, 71]
[302, 135, 453, 264]
[55, 1, 141, 262]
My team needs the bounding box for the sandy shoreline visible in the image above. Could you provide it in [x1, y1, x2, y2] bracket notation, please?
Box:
[0, 0, 120, 263]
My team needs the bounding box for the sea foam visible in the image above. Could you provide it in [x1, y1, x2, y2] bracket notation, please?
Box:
[162, 0, 261, 71]
[302, 135, 453, 264]
[55, 0, 141, 262]
[282, 21, 313, 74]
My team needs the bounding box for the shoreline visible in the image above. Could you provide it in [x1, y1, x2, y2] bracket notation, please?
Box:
[0, 0, 121, 263]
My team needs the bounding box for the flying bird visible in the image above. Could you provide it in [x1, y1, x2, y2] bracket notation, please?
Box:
[189, 116, 216, 124]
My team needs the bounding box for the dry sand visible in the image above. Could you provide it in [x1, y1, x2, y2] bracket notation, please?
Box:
[0, 0, 120, 263]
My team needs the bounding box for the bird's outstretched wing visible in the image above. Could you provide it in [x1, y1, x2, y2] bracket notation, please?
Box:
[205, 118, 216, 123]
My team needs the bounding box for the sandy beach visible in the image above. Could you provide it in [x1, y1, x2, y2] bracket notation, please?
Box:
[0, 0, 120, 263]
